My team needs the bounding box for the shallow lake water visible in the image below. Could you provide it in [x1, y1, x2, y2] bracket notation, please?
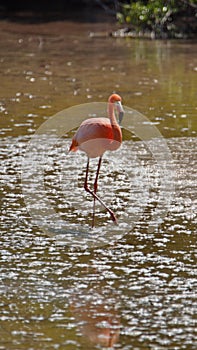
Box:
[0, 12, 197, 350]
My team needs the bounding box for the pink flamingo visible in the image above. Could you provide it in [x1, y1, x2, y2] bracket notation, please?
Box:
[69, 94, 124, 227]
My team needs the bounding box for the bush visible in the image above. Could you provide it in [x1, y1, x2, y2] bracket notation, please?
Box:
[117, 0, 197, 38]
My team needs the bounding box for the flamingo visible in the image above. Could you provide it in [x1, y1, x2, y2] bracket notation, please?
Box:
[69, 93, 124, 227]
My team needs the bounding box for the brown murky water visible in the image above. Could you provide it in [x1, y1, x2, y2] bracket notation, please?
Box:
[0, 13, 197, 350]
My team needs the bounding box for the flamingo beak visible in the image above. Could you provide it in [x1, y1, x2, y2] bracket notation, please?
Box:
[115, 101, 124, 125]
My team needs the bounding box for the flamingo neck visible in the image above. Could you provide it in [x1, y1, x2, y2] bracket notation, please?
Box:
[108, 102, 117, 126]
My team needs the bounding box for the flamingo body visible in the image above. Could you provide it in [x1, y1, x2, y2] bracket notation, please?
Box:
[70, 117, 122, 158]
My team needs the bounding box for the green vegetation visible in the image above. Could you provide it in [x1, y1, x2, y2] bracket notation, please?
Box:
[117, 0, 197, 38]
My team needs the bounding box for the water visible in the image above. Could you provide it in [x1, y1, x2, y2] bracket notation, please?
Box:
[0, 13, 197, 349]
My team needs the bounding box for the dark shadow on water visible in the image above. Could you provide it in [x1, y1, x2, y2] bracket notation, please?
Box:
[0, 3, 115, 24]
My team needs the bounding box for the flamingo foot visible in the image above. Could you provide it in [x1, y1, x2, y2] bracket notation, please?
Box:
[91, 210, 117, 228]
[109, 210, 118, 225]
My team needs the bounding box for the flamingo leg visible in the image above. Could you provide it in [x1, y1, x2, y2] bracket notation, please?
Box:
[84, 158, 117, 227]
[92, 156, 102, 226]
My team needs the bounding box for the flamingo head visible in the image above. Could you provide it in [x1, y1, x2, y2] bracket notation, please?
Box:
[108, 94, 124, 125]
